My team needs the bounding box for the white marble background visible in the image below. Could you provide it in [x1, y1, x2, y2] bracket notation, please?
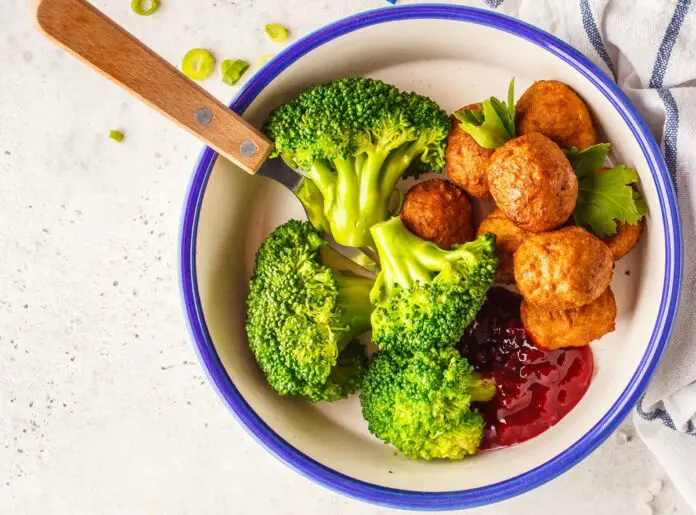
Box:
[0, 0, 691, 513]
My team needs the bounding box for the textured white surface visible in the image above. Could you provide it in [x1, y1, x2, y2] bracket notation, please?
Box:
[0, 0, 691, 513]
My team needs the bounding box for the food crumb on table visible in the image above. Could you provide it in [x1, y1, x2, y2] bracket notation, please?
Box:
[615, 430, 629, 444]
[648, 480, 664, 495]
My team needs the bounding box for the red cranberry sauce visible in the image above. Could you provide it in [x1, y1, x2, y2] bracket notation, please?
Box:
[460, 287, 594, 449]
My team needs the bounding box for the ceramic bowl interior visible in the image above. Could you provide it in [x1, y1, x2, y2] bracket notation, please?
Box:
[180, 6, 680, 510]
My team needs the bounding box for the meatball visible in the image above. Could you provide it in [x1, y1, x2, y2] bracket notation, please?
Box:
[400, 179, 473, 249]
[476, 209, 529, 283]
[514, 226, 613, 310]
[516, 80, 597, 150]
[487, 132, 578, 232]
[521, 288, 617, 349]
[604, 221, 644, 261]
[446, 105, 493, 198]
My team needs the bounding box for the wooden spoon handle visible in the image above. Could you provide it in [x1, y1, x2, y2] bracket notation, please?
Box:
[32, 0, 273, 174]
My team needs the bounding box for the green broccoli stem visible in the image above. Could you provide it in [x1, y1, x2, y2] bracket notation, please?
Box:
[317, 245, 375, 348]
[380, 140, 426, 198]
[309, 158, 382, 247]
[371, 217, 494, 293]
[309, 160, 338, 206]
[334, 272, 375, 345]
[358, 149, 390, 210]
[370, 217, 445, 289]
[372, 219, 431, 288]
[470, 372, 497, 402]
[296, 178, 330, 233]
[307, 142, 425, 248]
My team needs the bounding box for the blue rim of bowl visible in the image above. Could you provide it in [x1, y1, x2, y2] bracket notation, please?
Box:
[179, 4, 683, 511]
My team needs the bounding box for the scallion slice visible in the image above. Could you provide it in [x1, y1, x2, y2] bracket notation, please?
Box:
[221, 59, 249, 86]
[130, 0, 159, 16]
[109, 130, 124, 142]
[264, 23, 289, 43]
[182, 49, 215, 80]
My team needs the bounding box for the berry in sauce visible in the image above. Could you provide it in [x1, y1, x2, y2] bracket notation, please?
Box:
[459, 287, 594, 449]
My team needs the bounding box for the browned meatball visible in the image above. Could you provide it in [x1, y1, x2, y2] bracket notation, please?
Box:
[476, 209, 529, 283]
[514, 226, 613, 310]
[400, 179, 473, 249]
[446, 106, 493, 198]
[516, 80, 597, 150]
[521, 288, 617, 349]
[487, 133, 578, 232]
[604, 221, 644, 261]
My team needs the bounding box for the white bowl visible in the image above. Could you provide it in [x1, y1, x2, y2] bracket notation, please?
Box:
[179, 5, 682, 510]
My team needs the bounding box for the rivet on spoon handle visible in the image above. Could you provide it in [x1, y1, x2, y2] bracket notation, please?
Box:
[195, 108, 213, 126]
[240, 140, 258, 157]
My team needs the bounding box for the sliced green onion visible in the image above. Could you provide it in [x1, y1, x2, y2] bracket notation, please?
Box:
[264, 23, 289, 43]
[181, 49, 215, 80]
[109, 130, 124, 142]
[221, 59, 249, 86]
[130, 0, 158, 16]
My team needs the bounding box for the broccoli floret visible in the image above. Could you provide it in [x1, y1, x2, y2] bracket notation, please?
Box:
[263, 77, 450, 247]
[369, 217, 497, 354]
[360, 347, 496, 460]
[318, 339, 369, 402]
[246, 220, 375, 402]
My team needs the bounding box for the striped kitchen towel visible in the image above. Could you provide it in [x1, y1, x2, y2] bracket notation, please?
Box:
[475, 0, 696, 508]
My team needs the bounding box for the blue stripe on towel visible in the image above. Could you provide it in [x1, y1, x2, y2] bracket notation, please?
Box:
[637, 0, 692, 432]
[579, 0, 617, 78]
[650, 0, 692, 89]
[657, 88, 680, 184]
[637, 395, 696, 436]
[647, 0, 691, 182]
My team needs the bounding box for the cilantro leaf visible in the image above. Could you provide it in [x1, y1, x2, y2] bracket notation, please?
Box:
[564, 143, 612, 178]
[453, 78, 516, 149]
[573, 165, 649, 237]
